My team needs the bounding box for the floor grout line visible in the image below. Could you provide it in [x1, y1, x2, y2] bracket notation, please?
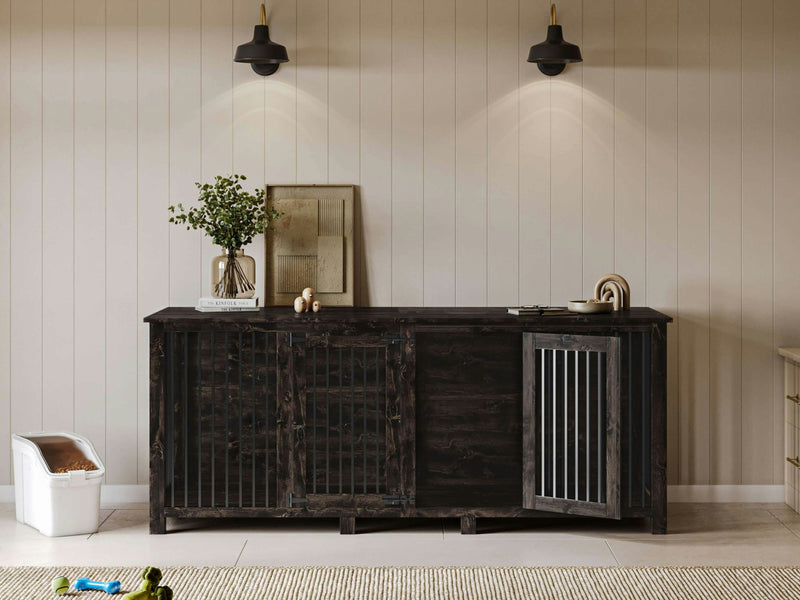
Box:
[766, 509, 800, 542]
[87, 509, 116, 540]
[604, 539, 622, 566]
[234, 540, 248, 567]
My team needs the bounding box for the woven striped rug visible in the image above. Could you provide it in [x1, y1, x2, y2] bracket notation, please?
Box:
[2, 566, 799, 600]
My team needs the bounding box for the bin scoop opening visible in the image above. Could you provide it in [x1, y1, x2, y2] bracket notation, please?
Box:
[23, 435, 99, 474]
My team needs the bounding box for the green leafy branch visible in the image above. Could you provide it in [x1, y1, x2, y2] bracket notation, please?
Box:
[168, 174, 282, 252]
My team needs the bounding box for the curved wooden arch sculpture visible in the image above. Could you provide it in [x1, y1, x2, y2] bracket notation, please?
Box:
[593, 273, 630, 311]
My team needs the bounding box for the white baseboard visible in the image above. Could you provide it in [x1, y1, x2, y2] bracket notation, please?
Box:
[0, 484, 785, 505]
[667, 485, 784, 503]
[100, 485, 149, 504]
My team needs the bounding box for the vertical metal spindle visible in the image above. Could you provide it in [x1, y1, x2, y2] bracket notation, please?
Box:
[313, 346, 317, 494]
[574, 350, 578, 500]
[326, 345, 330, 494]
[585, 351, 590, 502]
[224, 332, 230, 508]
[642, 333, 649, 507]
[198, 333, 202, 508]
[251, 331, 256, 508]
[627, 332, 633, 505]
[552, 348, 556, 497]
[363, 347, 367, 493]
[184, 333, 189, 508]
[540, 349, 544, 495]
[351, 347, 355, 495]
[597, 351, 602, 503]
[238, 333, 243, 507]
[210, 331, 215, 508]
[375, 347, 380, 493]
[167, 332, 174, 509]
[339, 348, 343, 493]
[265, 332, 270, 507]
[564, 349, 568, 498]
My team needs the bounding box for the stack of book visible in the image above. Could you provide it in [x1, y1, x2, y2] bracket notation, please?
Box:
[506, 305, 571, 316]
[195, 297, 260, 312]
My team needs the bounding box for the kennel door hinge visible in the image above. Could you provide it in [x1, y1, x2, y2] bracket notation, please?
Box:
[381, 494, 416, 506]
[289, 333, 307, 347]
[380, 335, 414, 348]
[287, 492, 309, 508]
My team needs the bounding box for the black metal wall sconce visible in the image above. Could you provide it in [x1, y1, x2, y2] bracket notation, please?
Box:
[527, 4, 582, 76]
[234, 3, 289, 76]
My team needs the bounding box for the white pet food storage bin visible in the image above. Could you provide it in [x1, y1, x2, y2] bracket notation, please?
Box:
[12, 432, 105, 537]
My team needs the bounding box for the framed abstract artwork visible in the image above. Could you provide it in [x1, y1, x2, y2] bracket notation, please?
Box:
[265, 184, 355, 307]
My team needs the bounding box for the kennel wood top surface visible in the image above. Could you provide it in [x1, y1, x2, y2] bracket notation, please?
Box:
[145, 306, 672, 331]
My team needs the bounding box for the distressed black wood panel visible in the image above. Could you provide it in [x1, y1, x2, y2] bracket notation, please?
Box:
[304, 343, 388, 496]
[415, 331, 524, 508]
[164, 330, 280, 511]
[148, 307, 671, 534]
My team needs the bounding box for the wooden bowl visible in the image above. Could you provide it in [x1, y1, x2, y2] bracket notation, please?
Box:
[567, 300, 614, 314]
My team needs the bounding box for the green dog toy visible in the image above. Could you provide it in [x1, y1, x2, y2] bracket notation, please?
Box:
[122, 567, 168, 600]
[155, 587, 173, 600]
[51, 576, 69, 595]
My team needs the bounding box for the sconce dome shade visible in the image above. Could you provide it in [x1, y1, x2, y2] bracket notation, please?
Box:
[527, 25, 582, 76]
[235, 25, 288, 76]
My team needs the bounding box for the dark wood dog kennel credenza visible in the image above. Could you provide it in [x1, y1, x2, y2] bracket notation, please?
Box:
[145, 307, 671, 535]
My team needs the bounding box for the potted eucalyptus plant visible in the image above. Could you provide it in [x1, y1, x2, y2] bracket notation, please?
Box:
[169, 174, 282, 298]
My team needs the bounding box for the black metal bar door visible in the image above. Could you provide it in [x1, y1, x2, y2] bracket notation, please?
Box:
[522, 332, 621, 519]
[279, 330, 416, 512]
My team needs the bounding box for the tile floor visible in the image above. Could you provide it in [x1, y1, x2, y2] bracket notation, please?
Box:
[2, 503, 800, 567]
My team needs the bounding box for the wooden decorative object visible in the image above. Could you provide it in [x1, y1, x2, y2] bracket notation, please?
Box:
[265, 185, 355, 307]
[593, 273, 631, 311]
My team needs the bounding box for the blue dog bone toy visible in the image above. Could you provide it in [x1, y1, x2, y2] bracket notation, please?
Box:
[75, 577, 122, 594]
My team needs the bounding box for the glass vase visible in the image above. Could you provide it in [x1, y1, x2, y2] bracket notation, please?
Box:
[211, 249, 256, 299]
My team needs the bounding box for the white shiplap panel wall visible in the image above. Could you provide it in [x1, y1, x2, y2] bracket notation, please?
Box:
[677, 0, 711, 485]
[296, 0, 327, 184]
[10, 0, 43, 455]
[487, 0, 519, 307]
[614, 0, 646, 305]
[423, 0, 456, 307]
[74, 0, 107, 468]
[359, 0, 391, 307]
[580, 0, 614, 301]
[455, 0, 487, 307]
[200, 0, 233, 299]
[709, 0, 742, 484]
[264, 0, 296, 186]
[518, 0, 550, 306]
[0, 0, 10, 484]
[740, 0, 774, 485]
[170, 0, 203, 306]
[41, 0, 74, 432]
[391, 0, 424, 307]
[105, 0, 138, 485]
[138, 0, 170, 483]
[233, 0, 265, 287]
[645, 0, 679, 484]
[0, 0, 798, 489]
[774, 0, 800, 485]
[549, 0, 581, 305]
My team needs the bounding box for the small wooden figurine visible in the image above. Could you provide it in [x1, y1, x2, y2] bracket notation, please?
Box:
[302, 287, 315, 310]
